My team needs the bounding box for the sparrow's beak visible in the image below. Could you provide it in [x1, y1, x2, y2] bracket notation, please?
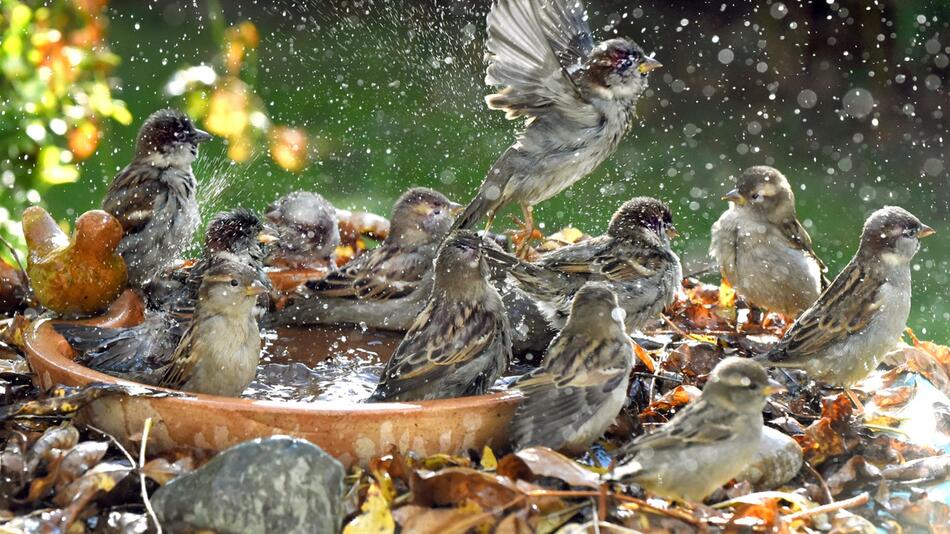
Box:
[722, 189, 746, 206]
[763, 379, 787, 396]
[448, 202, 464, 216]
[191, 129, 213, 143]
[918, 224, 936, 239]
[665, 225, 680, 239]
[257, 231, 279, 245]
[246, 280, 268, 297]
[638, 57, 663, 74]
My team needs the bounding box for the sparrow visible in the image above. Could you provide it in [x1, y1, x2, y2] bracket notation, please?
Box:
[369, 231, 512, 402]
[55, 209, 274, 377]
[756, 206, 935, 386]
[263, 191, 340, 270]
[453, 0, 661, 254]
[612, 357, 784, 502]
[484, 197, 682, 333]
[509, 282, 633, 454]
[159, 259, 268, 396]
[709, 166, 828, 317]
[266, 187, 460, 330]
[102, 109, 211, 291]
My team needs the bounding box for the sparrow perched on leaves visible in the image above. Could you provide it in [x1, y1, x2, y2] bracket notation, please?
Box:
[710, 166, 827, 317]
[264, 191, 341, 270]
[509, 283, 633, 454]
[266, 187, 460, 330]
[102, 109, 211, 291]
[369, 231, 512, 402]
[612, 357, 784, 502]
[453, 0, 660, 252]
[756, 206, 935, 386]
[485, 197, 682, 333]
[58, 260, 266, 396]
[55, 209, 273, 377]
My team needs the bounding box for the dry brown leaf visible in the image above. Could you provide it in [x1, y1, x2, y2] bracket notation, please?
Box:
[411, 467, 521, 509]
[27, 424, 80, 472]
[639, 385, 702, 418]
[497, 447, 600, 489]
[141, 457, 195, 485]
[871, 386, 915, 408]
[881, 454, 950, 483]
[392, 502, 494, 534]
[824, 456, 881, 496]
[795, 394, 853, 466]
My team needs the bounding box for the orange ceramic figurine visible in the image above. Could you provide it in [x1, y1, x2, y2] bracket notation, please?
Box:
[22, 207, 128, 315]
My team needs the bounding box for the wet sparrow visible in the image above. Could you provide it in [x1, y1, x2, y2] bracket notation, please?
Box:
[102, 109, 211, 291]
[266, 187, 460, 330]
[453, 0, 660, 253]
[509, 283, 633, 454]
[710, 166, 827, 317]
[485, 197, 682, 333]
[756, 206, 935, 386]
[369, 231, 511, 402]
[612, 357, 784, 502]
[264, 191, 340, 270]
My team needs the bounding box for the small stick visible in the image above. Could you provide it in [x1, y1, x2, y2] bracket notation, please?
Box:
[803, 461, 833, 504]
[138, 418, 162, 534]
[660, 314, 691, 340]
[784, 492, 869, 521]
[0, 235, 26, 279]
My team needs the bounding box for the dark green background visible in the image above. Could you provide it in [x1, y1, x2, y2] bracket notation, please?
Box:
[41, 0, 948, 338]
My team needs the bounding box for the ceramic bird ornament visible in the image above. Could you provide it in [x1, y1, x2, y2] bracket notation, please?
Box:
[22, 207, 127, 315]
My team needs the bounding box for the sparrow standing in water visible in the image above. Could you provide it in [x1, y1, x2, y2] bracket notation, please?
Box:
[264, 191, 341, 270]
[509, 283, 633, 454]
[453, 0, 660, 255]
[266, 187, 460, 330]
[756, 207, 935, 386]
[485, 197, 682, 333]
[55, 209, 273, 377]
[369, 231, 511, 402]
[160, 260, 268, 396]
[102, 109, 211, 290]
[710, 166, 827, 317]
[612, 357, 784, 502]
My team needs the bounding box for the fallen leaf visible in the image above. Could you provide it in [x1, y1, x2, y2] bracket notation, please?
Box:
[639, 385, 702, 418]
[871, 386, 915, 408]
[411, 467, 520, 509]
[824, 456, 881, 496]
[881, 454, 950, 483]
[498, 447, 600, 489]
[141, 457, 195, 485]
[795, 394, 854, 466]
[392, 501, 494, 534]
[27, 423, 80, 472]
[343, 481, 395, 534]
[481, 446, 498, 471]
[52, 461, 131, 507]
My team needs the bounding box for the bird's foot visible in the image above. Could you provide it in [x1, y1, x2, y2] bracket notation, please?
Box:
[508, 216, 543, 260]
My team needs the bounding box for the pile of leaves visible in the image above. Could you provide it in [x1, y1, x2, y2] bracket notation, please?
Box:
[1, 243, 949, 531]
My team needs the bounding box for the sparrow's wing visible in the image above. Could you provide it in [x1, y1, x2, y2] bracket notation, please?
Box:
[709, 211, 739, 282]
[484, 0, 593, 119]
[306, 246, 423, 300]
[102, 166, 164, 236]
[533, 0, 594, 70]
[372, 299, 500, 399]
[761, 261, 881, 365]
[778, 217, 830, 287]
[54, 314, 179, 373]
[159, 324, 200, 389]
[541, 239, 666, 282]
[622, 399, 736, 453]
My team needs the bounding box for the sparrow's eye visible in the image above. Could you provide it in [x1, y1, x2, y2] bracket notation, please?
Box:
[747, 382, 759, 390]
[751, 193, 761, 201]
[902, 227, 917, 238]
[229, 279, 240, 287]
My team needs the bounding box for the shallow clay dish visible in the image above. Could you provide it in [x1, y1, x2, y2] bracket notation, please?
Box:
[24, 290, 520, 468]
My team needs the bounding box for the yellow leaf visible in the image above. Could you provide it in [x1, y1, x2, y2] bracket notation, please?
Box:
[480, 446, 497, 471]
[343, 482, 394, 534]
[718, 278, 736, 308]
[687, 333, 718, 346]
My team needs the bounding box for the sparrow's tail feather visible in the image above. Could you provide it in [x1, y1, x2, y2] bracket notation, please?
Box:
[451, 192, 499, 232]
[53, 324, 123, 353]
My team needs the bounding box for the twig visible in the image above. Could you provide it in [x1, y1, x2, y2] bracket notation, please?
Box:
[803, 461, 833, 504]
[660, 314, 690, 340]
[138, 418, 162, 534]
[784, 492, 869, 521]
[87, 424, 136, 466]
[0, 234, 26, 280]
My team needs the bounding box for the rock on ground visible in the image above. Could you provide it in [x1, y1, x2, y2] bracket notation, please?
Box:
[151, 436, 344, 534]
[736, 426, 804, 490]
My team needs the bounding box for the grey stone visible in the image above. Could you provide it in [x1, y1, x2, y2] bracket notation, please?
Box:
[151, 436, 344, 534]
[736, 426, 803, 490]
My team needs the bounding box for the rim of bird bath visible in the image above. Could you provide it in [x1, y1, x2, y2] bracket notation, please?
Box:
[23, 278, 521, 468]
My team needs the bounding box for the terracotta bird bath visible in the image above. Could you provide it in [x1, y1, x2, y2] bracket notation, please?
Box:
[23, 285, 521, 468]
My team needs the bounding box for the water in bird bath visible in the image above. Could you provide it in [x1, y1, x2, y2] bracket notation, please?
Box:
[242, 325, 530, 403]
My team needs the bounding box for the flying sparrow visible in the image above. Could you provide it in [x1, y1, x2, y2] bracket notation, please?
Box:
[159, 259, 268, 396]
[612, 357, 784, 502]
[55, 209, 274, 377]
[453, 0, 660, 254]
[509, 282, 633, 454]
[264, 191, 340, 270]
[369, 231, 511, 402]
[756, 206, 935, 386]
[710, 166, 827, 317]
[266, 187, 460, 330]
[484, 197, 682, 333]
[102, 109, 211, 291]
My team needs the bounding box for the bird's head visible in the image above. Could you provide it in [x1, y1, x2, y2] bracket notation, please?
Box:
[701, 357, 784, 412]
[205, 208, 274, 260]
[608, 196, 678, 244]
[264, 191, 340, 252]
[198, 260, 269, 314]
[389, 187, 462, 246]
[135, 109, 212, 166]
[584, 39, 660, 101]
[722, 166, 797, 221]
[433, 230, 489, 291]
[860, 206, 934, 266]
